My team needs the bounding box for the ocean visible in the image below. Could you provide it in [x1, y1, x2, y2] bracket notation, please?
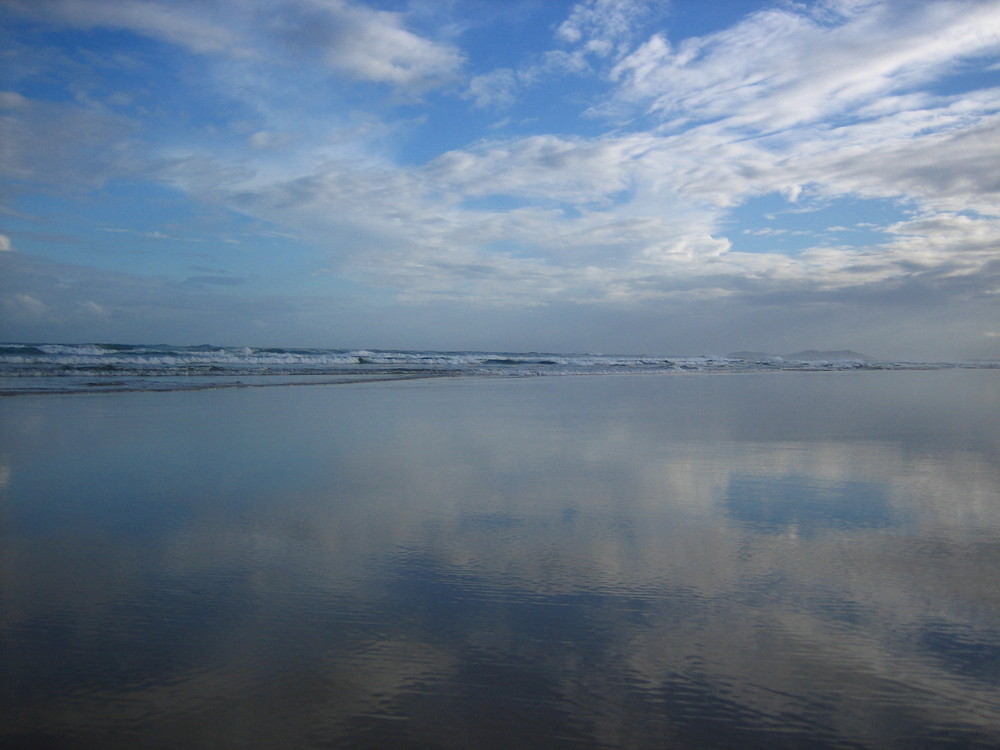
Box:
[1, 342, 994, 395]
[1, 347, 999, 748]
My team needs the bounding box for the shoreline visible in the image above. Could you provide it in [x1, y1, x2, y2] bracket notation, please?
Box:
[1, 362, 997, 397]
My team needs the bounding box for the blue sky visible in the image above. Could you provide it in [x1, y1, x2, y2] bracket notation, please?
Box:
[2, 0, 999, 358]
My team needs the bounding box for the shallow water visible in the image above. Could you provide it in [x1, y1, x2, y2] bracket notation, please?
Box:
[1, 371, 999, 748]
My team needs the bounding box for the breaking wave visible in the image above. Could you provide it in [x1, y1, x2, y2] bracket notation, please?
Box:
[0, 342, 995, 394]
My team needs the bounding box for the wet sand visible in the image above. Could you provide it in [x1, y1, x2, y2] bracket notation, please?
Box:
[2, 371, 999, 748]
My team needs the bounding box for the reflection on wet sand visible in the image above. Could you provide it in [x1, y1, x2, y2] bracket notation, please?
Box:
[1, 371, 999, 748]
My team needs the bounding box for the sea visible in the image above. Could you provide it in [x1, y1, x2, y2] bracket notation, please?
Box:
[0, 341, 996, 395]
[1, 343, 999, 748]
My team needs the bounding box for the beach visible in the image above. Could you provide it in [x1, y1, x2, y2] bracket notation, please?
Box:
[2, 370, 999, 748]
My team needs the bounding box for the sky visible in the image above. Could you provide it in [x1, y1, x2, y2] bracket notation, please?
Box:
[2, 0, 999, 359]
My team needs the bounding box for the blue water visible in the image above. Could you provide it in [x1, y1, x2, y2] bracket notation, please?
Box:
[1, 370, 999, 748]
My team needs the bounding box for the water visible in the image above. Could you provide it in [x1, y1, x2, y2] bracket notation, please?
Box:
[1, 370, 999, 748]
[2, 342, 994, 395]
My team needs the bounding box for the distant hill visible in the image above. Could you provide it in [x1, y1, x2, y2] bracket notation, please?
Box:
[727, 350, 874, 361]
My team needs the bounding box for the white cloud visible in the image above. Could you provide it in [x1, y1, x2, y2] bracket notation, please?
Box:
[3, 0, 248, 56]
[0, 235, 13, 252]
[0, 94, 141, 190]
[608, 0, 1000, 131]
[533, 0, 661, 80]
[556, 0, 652, 57]
[0, 91, 30, 109]
[465, 0, 655, 113]
[4, 293, 48, 319]
[798, 110, 1000, 215]
[425, 133, 655, 205]
[465, 69, 518, 110]
[166, 78, 998, 309]
[78, 300, 107, 317]
[272, 0, 464, 90]
[4, 0, 462, 92]
[247, 130, 292, 150]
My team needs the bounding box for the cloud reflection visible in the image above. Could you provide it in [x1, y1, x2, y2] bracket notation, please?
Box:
[1, 373, 999, 747]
